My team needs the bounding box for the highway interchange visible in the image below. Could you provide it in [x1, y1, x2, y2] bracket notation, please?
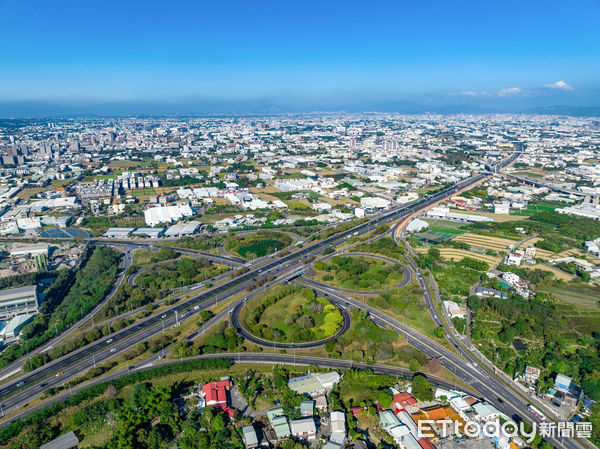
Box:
[0, 145, 591, 449]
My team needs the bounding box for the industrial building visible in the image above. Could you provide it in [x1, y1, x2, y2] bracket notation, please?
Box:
[103, 227, 135, 238]
[0, 285, 39, 319]
[0, 313, 35, 339]
[144, 204, 194, 226]
[9, 244, 50, 258]
[164, 220, 201, 238]
[133, 227, 165, 238]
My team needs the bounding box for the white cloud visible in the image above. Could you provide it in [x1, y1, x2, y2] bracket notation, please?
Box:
[497, 87, 522, 97]
[545, 80, 574, 91]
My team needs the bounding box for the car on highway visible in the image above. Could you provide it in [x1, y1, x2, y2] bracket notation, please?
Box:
[55, 371, 63, 377]
[162, 314, 167, 319]
[194, 305, 200, 310]
[106, 338, 113, 344]
[110, 348, 117, 353]
[16, 381, 24, 387]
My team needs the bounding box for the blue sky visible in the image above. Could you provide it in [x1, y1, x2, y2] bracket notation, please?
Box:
[0, 0, 599, 112]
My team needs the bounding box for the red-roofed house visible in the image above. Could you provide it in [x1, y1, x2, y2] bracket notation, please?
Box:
[393, 392, 417, 410]
[202, 379, 230, 407]
[350, 406, 365, 417]
[418, 437, 436, 449]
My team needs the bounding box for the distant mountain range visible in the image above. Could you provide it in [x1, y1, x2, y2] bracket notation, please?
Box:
[0, 99, 598, 118]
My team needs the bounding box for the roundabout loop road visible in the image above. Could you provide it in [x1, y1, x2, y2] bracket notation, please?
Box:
[309, 252, 413, 295]
[230, 294, 352, 349]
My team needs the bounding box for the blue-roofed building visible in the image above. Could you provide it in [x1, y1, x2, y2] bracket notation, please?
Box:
[554, 374, 572, 393]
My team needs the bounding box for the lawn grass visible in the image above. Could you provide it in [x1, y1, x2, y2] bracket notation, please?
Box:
[241, 285, 343, 343]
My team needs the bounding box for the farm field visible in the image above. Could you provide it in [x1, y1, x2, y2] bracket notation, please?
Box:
[284, 199, 311, 210]
[250, 186, 281, 194]
[452, 232, 519, 251]
[255, 192, 282, 202]
[437, 248, 500, 266]
[320, 196, 359, 206]
[526, 264, 575, 282]
[541, 285, 600, 337]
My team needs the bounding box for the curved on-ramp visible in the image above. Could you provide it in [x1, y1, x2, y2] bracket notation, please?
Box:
[230, 296, 351, 349]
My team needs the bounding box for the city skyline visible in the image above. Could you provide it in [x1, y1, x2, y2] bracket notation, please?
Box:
[0, 0, 599, 116]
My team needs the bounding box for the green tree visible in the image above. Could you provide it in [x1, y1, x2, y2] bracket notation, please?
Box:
[377, 390, 393, 408]
[409, 359, 421, 372]
[412, 375, 433, 401]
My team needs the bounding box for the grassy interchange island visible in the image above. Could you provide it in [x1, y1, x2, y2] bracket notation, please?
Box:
[241, 284, 344, 342]
[224, 231, 293, 259]
[312, 255, 405, 291]
[135, 257, 228, 291]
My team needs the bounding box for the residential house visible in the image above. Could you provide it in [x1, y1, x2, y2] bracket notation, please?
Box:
[290, 417, 317, 440]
